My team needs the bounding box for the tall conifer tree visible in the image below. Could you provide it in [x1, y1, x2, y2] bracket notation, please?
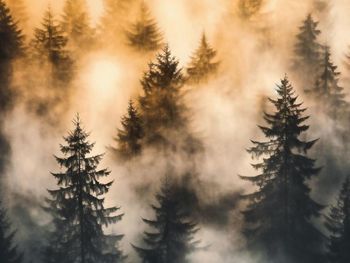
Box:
[133, 176, 199, 263]
[139, 45, 200, 152]
[240, 76, 324, 262]
[186, 33, 219, 84]
[293, 14, 321, 88]
[325, 176, 350, 263]
[126, 2, 162, 52]
[312, 45, 348, 119]
[0, 0, 24, 112]
[61, 0, 94, 51]
[0, 201, 22, 263]
[31, 7, 73, 87]
[45, 116, 125, 263]
[5, 0, 28, 32]
[111, 100, 144, 160]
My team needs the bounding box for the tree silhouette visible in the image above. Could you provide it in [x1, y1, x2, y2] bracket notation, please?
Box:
[325, 176, 350, 263]
[0, 201, 22, 263]
[240, 76, 324, 262]
[126, 2, 162, 52]
[139, 45, 201, 153]
[111, 100, 144, 160]
[5, 0, 28, 32]
[293, 14, 321, 89]
[133, 176, 199, 263]
[45, 116, 125, 263]
[0, 0, 24, 112]
[31, 7, 72, 86]
[61, 0, 95, 52]
[186, 33, 219, 84]
[312, 45, 348, 119]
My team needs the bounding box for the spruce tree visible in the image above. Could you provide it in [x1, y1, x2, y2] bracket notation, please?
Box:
[0, 202, 22, 263]
[139, 45, 200, 152]
[186, 33, 219, 84]
[61, 0, 95, 51]
[99, 0, 134, 47]
[293, 14, 321, 88]
[31, 7, 73, 87]
[126, 2, 162, 52]
[133, 176, 199, 263]
[45, 116, 125, 263]
[0, 0, 24, 112]
[312, 45, 348, 119]
[5, 0, 28, 32]
[240, 76, 324, 263]
[325, 176, 350, 263]
[111, 100, 144, 160]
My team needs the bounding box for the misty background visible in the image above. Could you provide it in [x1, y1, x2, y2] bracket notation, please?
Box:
[2, 0, 350, 262]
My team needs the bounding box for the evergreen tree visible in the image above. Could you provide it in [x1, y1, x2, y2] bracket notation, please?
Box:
[126, 2, 162, 52]
[293, 14, 321, 88]
[99, 0, 134, 47]
[240, 76, 324, 263]
[133, 176, 199, 263]
[31, 7, 73, 87]
[325, 176, 350, 263]
[312, 45, 348, 119]
[139, 45, 200, 152]
[186, 33, 219, 84]
[45, 116, 125, 263]
[61, 0, 95, 51]
[111, 100, 144, 159]
[0, 0, 24, 112]
[0, 201, 22, 263]
[5, 0, 28, 32]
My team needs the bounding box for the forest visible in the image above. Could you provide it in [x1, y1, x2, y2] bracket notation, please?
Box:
[0, 0, 350, 262]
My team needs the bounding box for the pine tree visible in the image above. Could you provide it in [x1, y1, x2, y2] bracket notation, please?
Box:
[312, 45, 348, 119]
[5, 0, 28, 32]
[31, 7, 73, 86]
[111, 100, 144, 160]
[133, 176, 199, 263]
[139, 45, 200, 152]
[325, 176, 350, 263]
[186, 33, 219, 84]
[0, 0, 24, 112]
[0, 201, 22, 263]
[293, 14, 321, 88]
[240, 76, 324, 263]
[99, 0, 134, 48]
[45, 116, 125, 263]
[61, 0, 95, 51]
[126, 2, 162, 52]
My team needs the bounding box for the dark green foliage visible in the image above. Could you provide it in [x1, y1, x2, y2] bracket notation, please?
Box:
[0, 0, 24, 112]
[186, 33, 219, 84]
[139, 45, 200, 152]
[312, 46, 348, 119]
[325, 176, 350, 263]
[31, 7, 73, 85]
[293, 14, 321, 88]
[238, 0, 263, 18]
[133, 177, 199, 263]
[0, 202, 22, 263]
[126, 2, 162, 52]
[240, 76, 324, 262]
[45, 116, 125, 263]
[61, 0, 95, 51]
[112, 100, 144, 159]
